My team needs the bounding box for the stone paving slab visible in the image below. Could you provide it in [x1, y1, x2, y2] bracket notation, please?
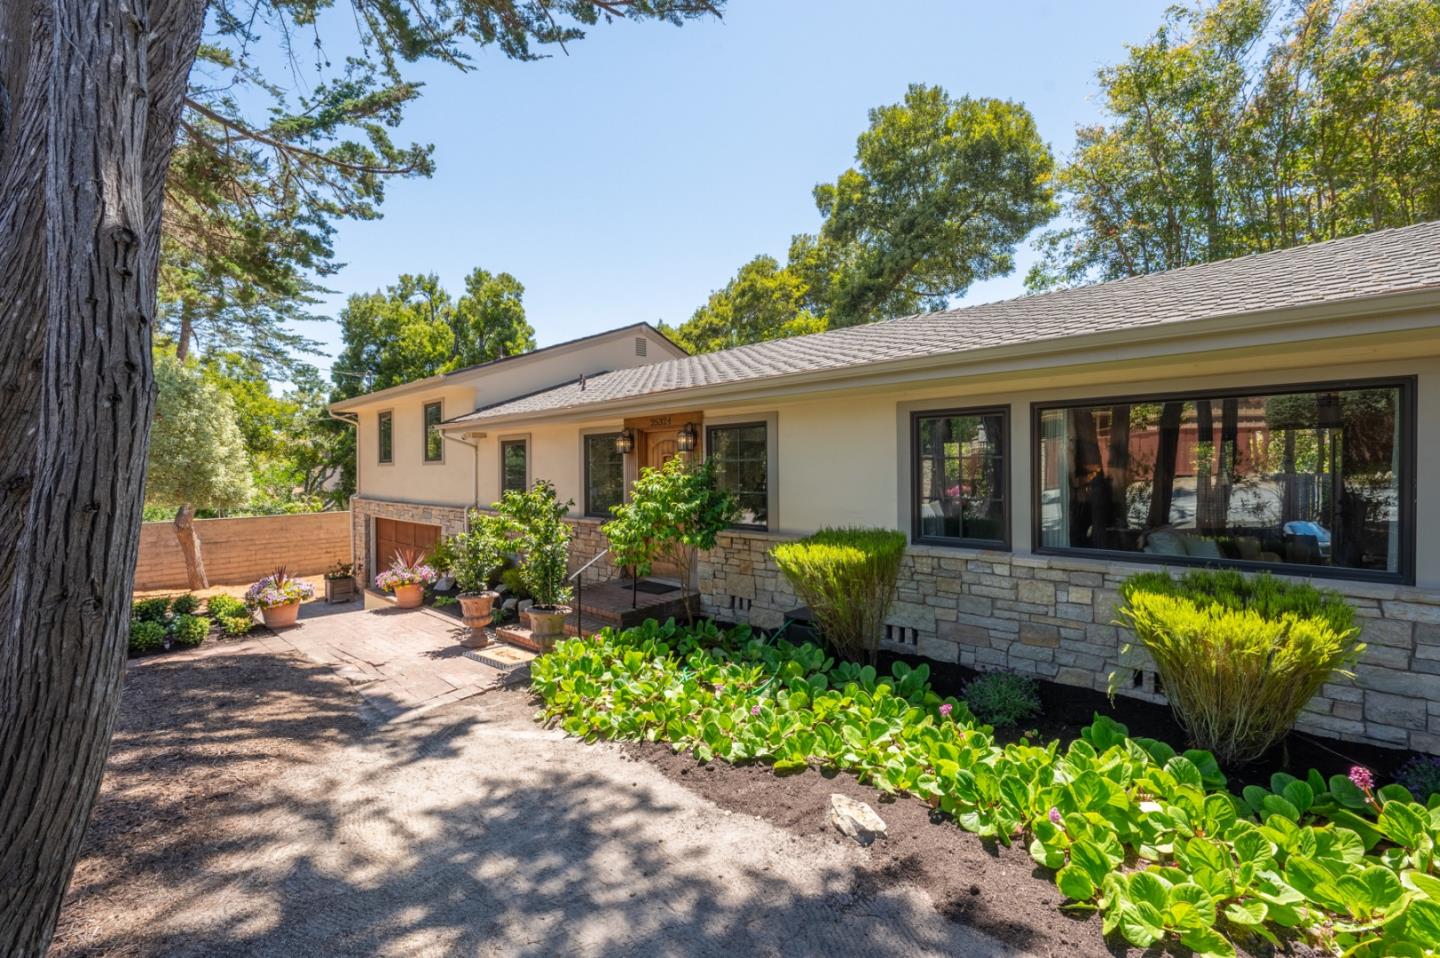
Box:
[263, 599, 512, 722]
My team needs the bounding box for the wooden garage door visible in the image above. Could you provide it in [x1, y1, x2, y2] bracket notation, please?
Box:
[373, 518, 441, 572]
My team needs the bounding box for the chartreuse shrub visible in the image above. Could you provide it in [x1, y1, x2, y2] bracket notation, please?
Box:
[532, 621, 1440, 957]
[1115, 571, 1364, 765]
[205, 594, 246, 619]
[221, 615, 255, 636]
[129, 619, 166, 654]
[171, 614, 208, 647]
[770, 527, 906, 663]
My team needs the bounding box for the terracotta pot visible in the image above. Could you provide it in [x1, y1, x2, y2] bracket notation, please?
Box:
[393, 582, 424, 609]
[458, 592, 498, 648]
[261, 600, 300, 629]
[525, 606, 571, 640]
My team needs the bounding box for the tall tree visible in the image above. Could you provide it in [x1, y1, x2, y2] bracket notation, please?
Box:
[0, 2, 723, 952]
[668, 84, 1056, 349]
[451, 268, 537, 366]
[1029, 0, 1440, 289]
[146, 353, 255, 588]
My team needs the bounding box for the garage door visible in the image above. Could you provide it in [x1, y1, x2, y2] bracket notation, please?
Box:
[373, 518, 441, 572]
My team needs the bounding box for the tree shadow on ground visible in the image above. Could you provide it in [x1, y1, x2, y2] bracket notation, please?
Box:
[54, 650, 1022, 958]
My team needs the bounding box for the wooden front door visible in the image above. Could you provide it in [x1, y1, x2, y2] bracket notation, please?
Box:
[628, 412, 702, 584]
[373, 518, 441, 574]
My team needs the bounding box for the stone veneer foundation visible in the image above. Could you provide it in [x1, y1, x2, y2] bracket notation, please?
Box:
[689, 530, 1440, 756]
[350, 497, 468, 586]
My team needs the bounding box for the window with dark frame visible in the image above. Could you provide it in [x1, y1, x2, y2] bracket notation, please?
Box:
[423, 401, 443, 462]
[707, 422, 768, 530]
[1034, 380, 1412, 581]
[912, 408, 1008, 547]
[377, 410, 393, 464]
[500, 439, 528, 494]
[584, 433, 626, 518]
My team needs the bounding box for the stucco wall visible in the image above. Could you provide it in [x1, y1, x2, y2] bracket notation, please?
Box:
[134, 512, 351, 590]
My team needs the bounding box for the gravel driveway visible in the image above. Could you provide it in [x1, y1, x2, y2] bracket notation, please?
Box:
[53, 634, 1025, 957]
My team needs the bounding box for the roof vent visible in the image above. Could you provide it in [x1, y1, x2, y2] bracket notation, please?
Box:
[634, 336, 647, 357]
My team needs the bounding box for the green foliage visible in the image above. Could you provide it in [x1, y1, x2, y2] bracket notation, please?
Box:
[532, 620, 1440, 957]
[221, 615, 256, 637]
[494, 480, 573, 609]
[1030, 0, 1440, 289]
[170, 614, 208, 648]
[500, 567, 530, 601]
[1395, 757, 1440, 802]
[602, 457, 737, 618]
[205, 594, 246, 619]
[170, 593, 200, 616]
[666, 83, 1055, 350]
[131, 597, 172, 624]
[145, 352, 253, 512]
[129, 620, 166, 655]
[963, 672, 1042, 729]
[442, 511, 509, 594]
[770, 528, 905, 663]
[1115, 572, 1364, 765]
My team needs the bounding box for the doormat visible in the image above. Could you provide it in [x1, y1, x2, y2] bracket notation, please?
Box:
[631, 579, 680, 595]
[465, 644, 535, 671]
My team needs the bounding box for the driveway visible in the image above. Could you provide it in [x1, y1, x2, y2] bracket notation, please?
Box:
[53, 610, 1025, 957]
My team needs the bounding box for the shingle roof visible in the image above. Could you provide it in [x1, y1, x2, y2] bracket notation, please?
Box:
[448, 221, 1440, 425]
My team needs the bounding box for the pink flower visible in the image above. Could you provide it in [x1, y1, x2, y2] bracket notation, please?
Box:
[938, 703, 953, 718]
[712, 683, 725, 694]
[1349, 765, 1375, 792]
[1049, 807, 1063, 827]
[750, 704, 762, 716]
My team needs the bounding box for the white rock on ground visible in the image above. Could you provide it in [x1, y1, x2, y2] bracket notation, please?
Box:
[830, 792, 888, 845]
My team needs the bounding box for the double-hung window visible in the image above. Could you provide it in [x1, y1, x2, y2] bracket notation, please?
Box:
[1034, 380, 1412, 580]
[584, 433, 626, 517]
[500, 439, 528, 494]
[707, 422, 769, 530]
[911, 408, 1009, 547]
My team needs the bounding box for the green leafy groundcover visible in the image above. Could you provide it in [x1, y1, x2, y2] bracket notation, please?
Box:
[531, 620, 1440, 958]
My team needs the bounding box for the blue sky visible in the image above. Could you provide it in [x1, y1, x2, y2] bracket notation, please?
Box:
[298, 0, 1175, 375]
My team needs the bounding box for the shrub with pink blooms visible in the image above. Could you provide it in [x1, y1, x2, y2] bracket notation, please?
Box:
[243, 567, 314, 610]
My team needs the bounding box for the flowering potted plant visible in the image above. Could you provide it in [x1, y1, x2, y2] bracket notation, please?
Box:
[324, 560, 356, 604]
[443, 513, 507, 647]
[244, 567, 315, 629]
[495, 479, 573, 648]
[375, 548, 437, 609]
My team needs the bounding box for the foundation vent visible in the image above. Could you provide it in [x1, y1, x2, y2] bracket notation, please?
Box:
[728, 595, 752, 613]
[884, 624, 919, 646]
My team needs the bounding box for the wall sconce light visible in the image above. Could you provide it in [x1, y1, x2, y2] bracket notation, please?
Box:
[615, 429, 634, 455]
[677, 422, 697, 453]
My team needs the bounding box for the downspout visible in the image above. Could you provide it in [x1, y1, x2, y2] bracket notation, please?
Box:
[443, 430, 484, 521]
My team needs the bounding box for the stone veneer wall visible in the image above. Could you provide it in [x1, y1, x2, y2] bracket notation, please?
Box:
[690, 529, 1440, 756]
[350, 497, 468, 586]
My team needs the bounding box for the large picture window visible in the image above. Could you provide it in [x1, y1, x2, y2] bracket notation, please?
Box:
[584, 433, 625, 517]
[707, 423, 768, 529]
[423, 401, 443, 462]
[1035, 381, 1411, 580]
[912, 408, 1008, 546]
[500, 439, 527, 494]
[378, 410, 393, 464]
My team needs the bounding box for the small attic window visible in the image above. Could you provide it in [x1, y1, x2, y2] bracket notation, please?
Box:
[634, 336, 647, 357]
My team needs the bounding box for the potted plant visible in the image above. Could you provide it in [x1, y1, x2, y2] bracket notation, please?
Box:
[444, 512, 507, 647]
[324, 561, 356, 603]
[374, 548, 437, 609]
[495, 479, 573, 648]
[244, 567, 315, 629]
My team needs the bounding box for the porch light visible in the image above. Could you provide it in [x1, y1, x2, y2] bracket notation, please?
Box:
[615, 429, 634, 455]
[677, 422, 697, 453]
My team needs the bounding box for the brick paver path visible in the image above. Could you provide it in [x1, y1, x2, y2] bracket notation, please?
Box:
[251, 599, 514, 721]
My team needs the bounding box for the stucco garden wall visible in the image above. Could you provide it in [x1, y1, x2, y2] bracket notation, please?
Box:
[134, 512, 351, 590]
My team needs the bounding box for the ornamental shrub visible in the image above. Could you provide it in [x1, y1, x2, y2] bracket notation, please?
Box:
[129, 619, 166, 654]
[1116, 571, 1363, 765]
[170, 593, 200, 615]
[206, 594, 246, 619]
[771, 527, 906, 664]
[131, 596, 171, 623]
[495, 480, 573, 609]
[171, 614, 208, 647]
[1394, 754, 1440, 801]
[963, 671, 1041, 729]
[221, 614, 255, 636]
[442, 511, 507, 594]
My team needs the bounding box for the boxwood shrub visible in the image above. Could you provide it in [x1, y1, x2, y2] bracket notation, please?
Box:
[206, 594, 246, 619]
[131, 597, 171, 623]
[170, 593, 200, 616]
[220, 614, 255, 637]
[128, 619, 166, 654]
[171, 614, 208, 648]
[532, 620, 1440, 957]
[1115, 571, 1363, 765]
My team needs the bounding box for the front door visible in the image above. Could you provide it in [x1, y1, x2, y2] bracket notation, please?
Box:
[630, 414, 702, 583]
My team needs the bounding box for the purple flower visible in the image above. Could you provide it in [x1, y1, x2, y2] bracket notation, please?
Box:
[1349, 765, 1375, 792]
[750, 703, 762, 716]
[1049, 807, 1063, 827]
[712, 682, 725, 694]
[938, 703, 953, 718]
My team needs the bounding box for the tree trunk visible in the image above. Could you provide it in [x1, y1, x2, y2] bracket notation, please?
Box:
[0, 0, 207, 953]
[173, 504, 208, 590]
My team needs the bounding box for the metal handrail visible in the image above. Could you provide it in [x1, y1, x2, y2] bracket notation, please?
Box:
[567, 547, 611, 638]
